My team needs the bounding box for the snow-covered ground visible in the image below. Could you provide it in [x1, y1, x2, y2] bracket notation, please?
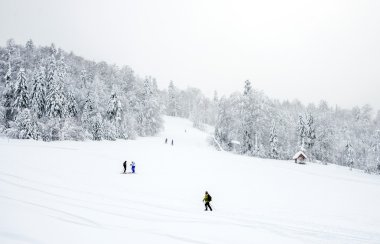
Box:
[1, 116, 380, 244]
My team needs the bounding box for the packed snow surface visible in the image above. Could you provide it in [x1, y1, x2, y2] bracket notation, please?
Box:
[1, 116, 380, 244]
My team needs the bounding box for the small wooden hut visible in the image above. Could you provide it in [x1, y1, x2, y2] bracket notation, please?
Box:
[293, 151, 307, 164]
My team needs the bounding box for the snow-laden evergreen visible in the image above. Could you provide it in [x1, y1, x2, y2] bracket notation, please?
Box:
[66, 90, 78, 118]
[30, 66, 46, 118]
[45, 55, 67, 119]
[304, 113, 316, 151]
[345, 141, 355, 170]
[136, 77, 162, 136]
[92, 112, 103, 140]
[241, 80, 258, 155]
[269, 122, 279, 159]
[13, 68, 29, 110]
[106, 93, 122, 123]
[81, 97, 95, 129]
[167, 80, 179, 116]
[2, 62, 15, 126]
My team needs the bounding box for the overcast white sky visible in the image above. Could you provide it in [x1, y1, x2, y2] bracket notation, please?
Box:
[0, 0, 379, 110]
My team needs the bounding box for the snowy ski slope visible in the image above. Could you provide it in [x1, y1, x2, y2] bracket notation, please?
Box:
[1, 116, 380, 244]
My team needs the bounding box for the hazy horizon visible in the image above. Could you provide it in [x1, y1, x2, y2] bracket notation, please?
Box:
[1, 0, 379, 111]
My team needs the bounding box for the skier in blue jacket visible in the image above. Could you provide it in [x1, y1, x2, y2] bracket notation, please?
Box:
[130, 161, 136, 173]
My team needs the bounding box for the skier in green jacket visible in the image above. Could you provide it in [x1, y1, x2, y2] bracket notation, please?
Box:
[203, 191, 213, 211]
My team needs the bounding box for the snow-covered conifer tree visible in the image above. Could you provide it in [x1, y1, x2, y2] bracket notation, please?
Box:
[30, 66, 46, 118]
[208, 90, 219, 125]
[215, 97, 233, 150]
[2, 62, 15, 126]
[167, 81, 179, 116]
[4, 62, 12, 81]
[50, 43, 57, 56]
[305, 113, 316, 151]
[80, 68, 88, 88]
[269, 122, 279, 159]
[6, 39, 17, 57]
[66, 91, 78, 117]
[24, 39, 36, 70]
[56, 55, 67, 83]
[106, 93, 122, 122]
[13, 68, 29, 110]
[26, 39, 35, 51]
[344, 141, 355, 170]
[81, 98, 96, 128]
[313, 126, 333, 163]
[45, 55, 56, 91]
[241, 80, 257, 155]
[45, 55, 67, 118]
[91, 113, 103, 140]
[105, 92, 123, 138]
[297, 115, 306, 149]
[137, 77, 162, 136]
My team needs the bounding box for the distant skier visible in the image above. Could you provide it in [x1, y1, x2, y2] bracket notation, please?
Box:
[203, 191, 212, 211]
[165, 138, 168, 144]
[130, 161, 136, 173]
[171, 139, 174, 146]
[123, 161, 127, 174]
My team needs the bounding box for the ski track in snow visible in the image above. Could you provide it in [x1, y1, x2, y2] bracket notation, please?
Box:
[1, 116, 380, 244]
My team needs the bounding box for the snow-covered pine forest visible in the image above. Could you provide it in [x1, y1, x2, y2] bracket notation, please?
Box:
[213, 80, 380, 173]
[0, 39, 379, 173]
[0, 39, 163, 141]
